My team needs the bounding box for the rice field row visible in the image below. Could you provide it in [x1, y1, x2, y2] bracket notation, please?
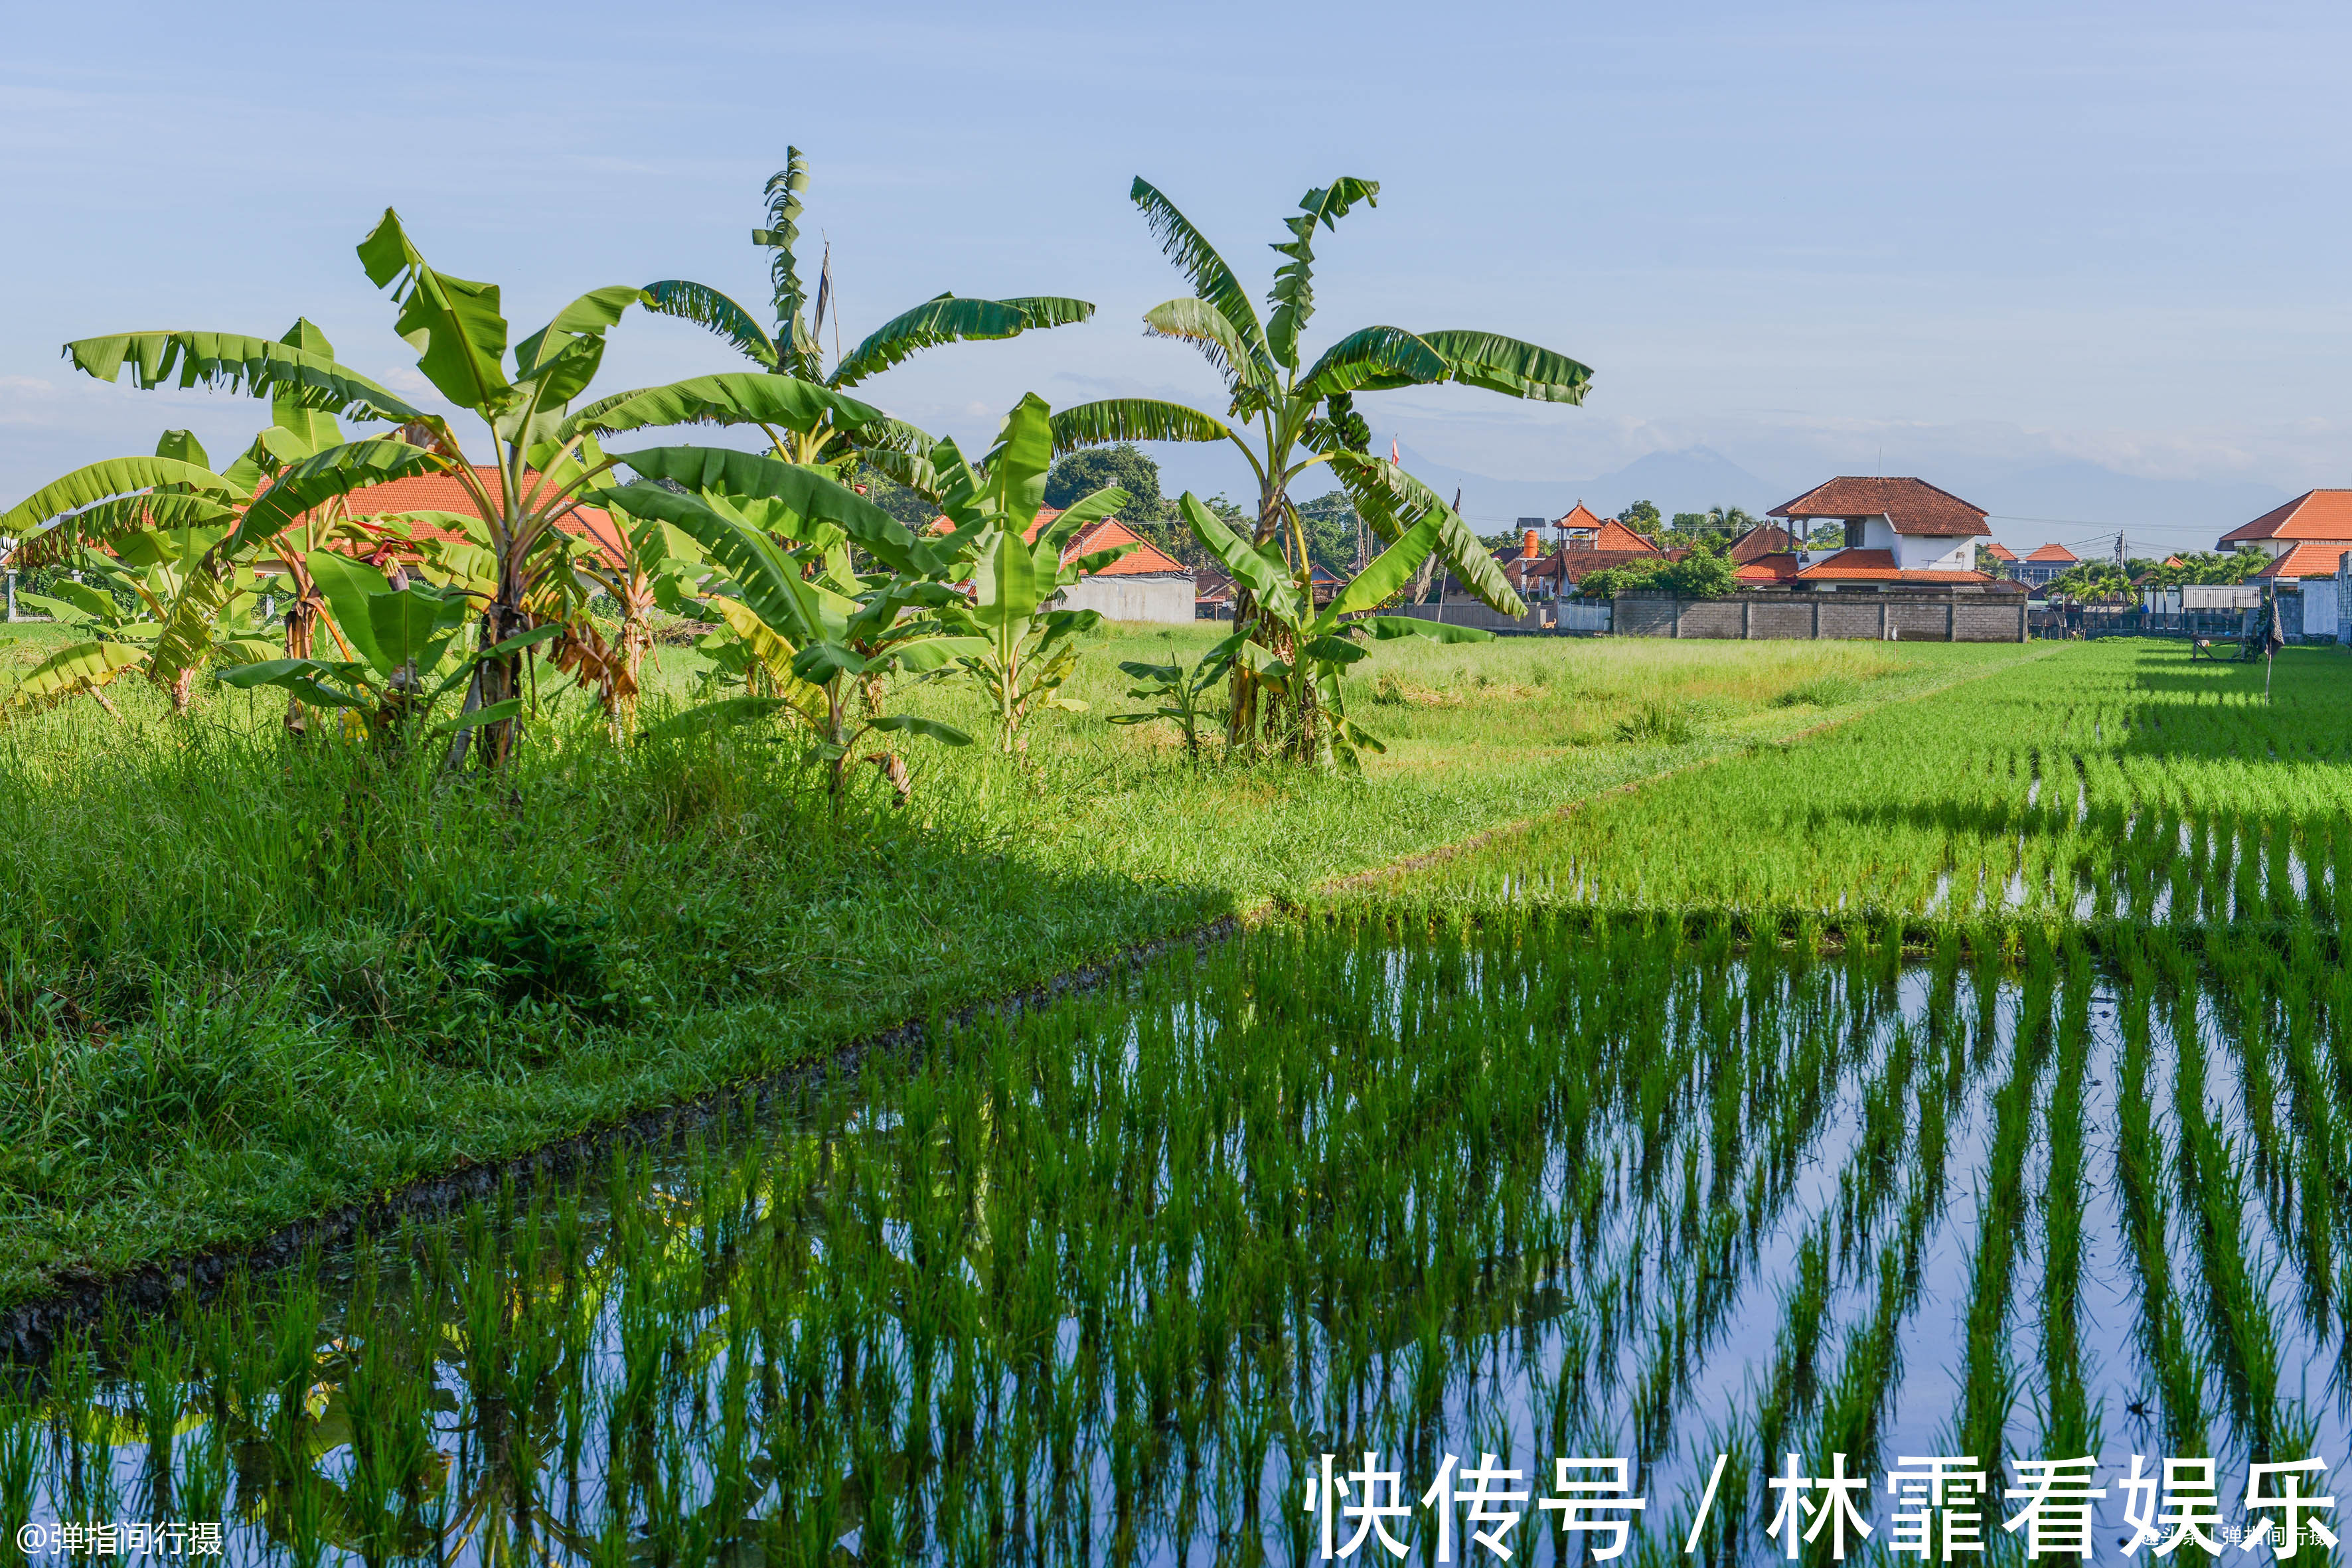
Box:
[4, 913, 2344, 1564]
[1401, 641, 2352, 934]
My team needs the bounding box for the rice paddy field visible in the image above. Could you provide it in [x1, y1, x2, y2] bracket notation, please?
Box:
[3, 637, 2348, 1565]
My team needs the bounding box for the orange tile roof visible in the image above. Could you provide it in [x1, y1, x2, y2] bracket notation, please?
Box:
[1769, 476, 1988, 537]
[2252, 541, 2352, 579]
[1794, 548, 2005, 585]
[2024, 542, 2078, 563]
[1735, 552, 1803, 582]
[1015, 508, 1189, 576]
[1982, 542, 2018, 561]
[2219, 489, 2352, 545]
[279, 465, 625, 568]
[1556, 501, 1612, 531]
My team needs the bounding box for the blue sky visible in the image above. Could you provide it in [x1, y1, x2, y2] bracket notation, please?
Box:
[4, 0, 2347, 552]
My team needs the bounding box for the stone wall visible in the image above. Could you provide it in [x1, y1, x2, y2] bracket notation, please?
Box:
[1612, 591, 2027, 643]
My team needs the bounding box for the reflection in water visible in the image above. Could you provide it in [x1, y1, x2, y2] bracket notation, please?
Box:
[3, 917, 2345, 1565]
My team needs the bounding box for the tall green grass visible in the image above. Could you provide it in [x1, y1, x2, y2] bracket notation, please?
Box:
[0, 625, 2029, 1308]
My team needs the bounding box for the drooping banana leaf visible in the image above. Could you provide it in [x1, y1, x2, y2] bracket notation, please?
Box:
[828, 294, 1095, 390]
[1310, 512, 1445, 629]
[1, 456, 240, 538]
[1, 641, 149, 714]
[566, 373, 889, 443]
[639, 281, 781, 370]
[1143, 298, 1276, 398]
[1412, 330, 1593, 404]
[1297, 326, 1450, 399]
[1047, 399, 1235, 457]
[63, 332, 423, 423]
[1327, 450, 1526, 616]
[611, 446, 935, 576]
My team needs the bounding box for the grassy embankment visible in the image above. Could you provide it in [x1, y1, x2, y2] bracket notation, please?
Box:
[0, 618, 2035, 1308]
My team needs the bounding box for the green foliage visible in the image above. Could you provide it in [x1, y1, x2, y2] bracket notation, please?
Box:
[1616, 499, 1661, 531]
[2045, 561, 2132, 601]
[2136, 549, 2269, 588]
[929, 396, 1133, 751]
[446, 893, 619, 1016]
[1043, 442, 1162, 519]
[1580, 548, 1738, 600]
[1109, 651, 1232, 759]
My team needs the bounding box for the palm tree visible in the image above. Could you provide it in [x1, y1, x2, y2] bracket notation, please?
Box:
[1048, 175, 1593, 749]
[639, 147, 1095, 479]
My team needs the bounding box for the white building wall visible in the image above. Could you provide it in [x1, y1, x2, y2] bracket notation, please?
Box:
[1895, 533, 1978, 572]
[1055, 574, 1195, 624]
[2302, 578, 2339, 639]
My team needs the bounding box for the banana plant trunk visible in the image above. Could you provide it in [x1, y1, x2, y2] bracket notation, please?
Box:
[1223, 485, 1292, 752]
[281, 570, 321, 738]
[467, 566, 530, 769]
[618, 606, 653, 738]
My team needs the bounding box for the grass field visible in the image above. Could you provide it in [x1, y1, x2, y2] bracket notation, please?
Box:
[0, 621, 2033, 1310]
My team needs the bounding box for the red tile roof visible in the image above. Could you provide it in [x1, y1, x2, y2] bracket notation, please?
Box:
[1016, 508, 1189, 576]
[1727, 524, 1800, 562]
[279, 465, 625, 568]
[1794, 548, 2005, 585]
[1545, 549, 1666, 586]
[2252, 541, 2352, 579]
[1768, 477, 1988, 537]
[2218, 489, 2352, 546]
[2023, 542, 2078, 564]
[1982, 542, 2018, 562]
[1561, 517, 1665, 555]
[1556, 501, 1612, 532]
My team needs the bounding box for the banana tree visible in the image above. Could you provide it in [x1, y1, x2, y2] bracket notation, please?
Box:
[2, 530, 275, 718]
[918, 394, 1135, 750]
[600, 448, 976, 805]
[217, 552, 557, 745]
[64, 212, 876, 767]
[1050, 175, 1591, 750]
[638, 147, 1093, 481]
[1173, 491, 1493, 767]
[1, 328, 383, 728]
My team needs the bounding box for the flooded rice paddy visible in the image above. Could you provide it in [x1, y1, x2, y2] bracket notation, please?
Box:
[4, 915, 2346, 1565]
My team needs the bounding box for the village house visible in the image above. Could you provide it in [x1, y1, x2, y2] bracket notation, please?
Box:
[2220, 490, 2352, 641]
[1981, 541, 2018, 578]
[2015, 542, 2078, 588]
[2222, 490, 2352, 583]
[1765, 477, 2009, 588]
[1507, 502, 1670, 596]
[1022, 510, 1195, 623]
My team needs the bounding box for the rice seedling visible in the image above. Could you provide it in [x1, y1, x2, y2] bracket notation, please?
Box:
[2, 903, 2333, 1563]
